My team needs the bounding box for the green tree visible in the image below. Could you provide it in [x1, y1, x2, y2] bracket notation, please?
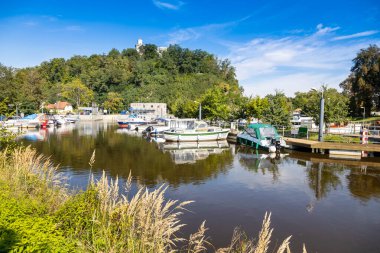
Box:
[262, 91, 292, 127]
[340, 45, 380, 116]
[103, 92, 124, 113]
[245, 96, 269, 122]
[293, 87, 349, 125]
[141, 44, 159, 60]
[61, 78, 94, 108]
[200, 87, 230, 121]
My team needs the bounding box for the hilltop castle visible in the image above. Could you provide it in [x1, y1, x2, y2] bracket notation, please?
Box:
[135, 38, 167, 55]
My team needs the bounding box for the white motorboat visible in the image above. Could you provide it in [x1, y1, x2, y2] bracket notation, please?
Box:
[163, 120, 230, 142]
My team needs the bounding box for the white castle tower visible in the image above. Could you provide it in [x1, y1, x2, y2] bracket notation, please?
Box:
[135, 38, 143, 54]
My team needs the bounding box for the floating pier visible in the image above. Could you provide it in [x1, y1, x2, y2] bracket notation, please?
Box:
[284, 137, 380, 156]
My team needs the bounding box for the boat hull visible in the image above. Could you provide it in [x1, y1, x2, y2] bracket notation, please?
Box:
[164, 130, 230, 142]
[237, 133, 286, 152]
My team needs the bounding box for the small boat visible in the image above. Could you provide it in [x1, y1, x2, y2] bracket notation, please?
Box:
[18, 114, 43, 128]
[237, 123, 287, 152]
[117, 114, 148, 128]
[65, 115, 79, 123]
[163, 120, 230, 142]
[2, 116, 22, 127]
[142, 118, 193, 136]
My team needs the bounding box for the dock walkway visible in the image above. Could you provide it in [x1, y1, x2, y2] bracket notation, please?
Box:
[284, 137, 380, 153]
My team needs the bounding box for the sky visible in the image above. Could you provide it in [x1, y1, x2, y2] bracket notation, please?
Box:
[0, 0, 379, 97]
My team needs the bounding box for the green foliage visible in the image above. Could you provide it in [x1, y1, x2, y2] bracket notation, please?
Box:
[200, 87, 230, 121]
[61, 78, 94, 108]
[340, 45, 380, 116]
[0, 43, 241, 115]
[0, 183, 76, 253]
[55, 188, 99, 240]
[262, 91, 292, 127]
[293, 87, 349, 124]
[245, 96, 269, 121]
[103, 92, 124, 113]
[0, 127, 18, 152]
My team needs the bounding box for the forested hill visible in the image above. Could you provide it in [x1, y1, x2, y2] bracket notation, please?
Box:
[0, 44, 243, 117]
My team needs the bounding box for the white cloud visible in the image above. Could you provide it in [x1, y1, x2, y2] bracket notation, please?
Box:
[315, 23, 340, 35]
[241, 73, 347, 97]
[166, 16, 251, 45]
[332, 30, 379, 41]
[223, 27, 380, 97]
[167, 28, 200, 44]
[152, 0, 184, 10]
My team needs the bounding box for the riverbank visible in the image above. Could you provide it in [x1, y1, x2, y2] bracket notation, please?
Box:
[0, 146, 301, 253]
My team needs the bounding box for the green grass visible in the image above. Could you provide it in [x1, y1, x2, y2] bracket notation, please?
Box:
[308, 133, 361, 143]
[350, 116, 380, 123]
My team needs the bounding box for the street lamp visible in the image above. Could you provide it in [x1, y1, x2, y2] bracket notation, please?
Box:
[194, 101, 202, 120]
[360, 106, 365, 125]
[311, 87, 324, 142]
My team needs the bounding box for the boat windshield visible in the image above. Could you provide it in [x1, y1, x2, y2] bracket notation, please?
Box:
[259, 127, 277, 138]
[245, 128, 256, 137]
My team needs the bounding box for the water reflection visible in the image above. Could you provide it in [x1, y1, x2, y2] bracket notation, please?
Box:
[347, 168, 380, 201]
[159, 141, 230, 164]
[19, 122, 380, 253]
[236, 148, 289, 182]
[21, 123, 234, 187]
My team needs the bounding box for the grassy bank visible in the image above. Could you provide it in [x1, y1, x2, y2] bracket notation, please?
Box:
[0, 147, 306, 253]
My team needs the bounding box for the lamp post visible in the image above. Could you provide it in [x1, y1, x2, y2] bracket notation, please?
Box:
[194, 101, 202, 120]
[312, 88, 324, 142]
[360, 106, 365, 126]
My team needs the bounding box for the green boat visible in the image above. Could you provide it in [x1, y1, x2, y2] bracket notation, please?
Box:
[237, 124, 288, 152]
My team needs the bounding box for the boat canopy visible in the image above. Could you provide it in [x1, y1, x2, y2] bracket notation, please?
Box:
[21, 114, 38, 120]
[246, 123, 280, 140]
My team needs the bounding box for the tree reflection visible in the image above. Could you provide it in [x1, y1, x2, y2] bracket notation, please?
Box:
[347, 168, 380, 201]
[22, 123, 234, 187]
[306, 162, 343, 200]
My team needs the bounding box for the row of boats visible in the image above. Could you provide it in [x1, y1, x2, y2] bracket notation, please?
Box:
[1, 114, 79, 128]
[117, 115, 288, 153]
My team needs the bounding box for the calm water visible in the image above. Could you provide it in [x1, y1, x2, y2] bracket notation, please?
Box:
[20, 122, 380, 253]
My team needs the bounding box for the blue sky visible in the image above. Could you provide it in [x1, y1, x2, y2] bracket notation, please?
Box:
[0, 0, 379, 96]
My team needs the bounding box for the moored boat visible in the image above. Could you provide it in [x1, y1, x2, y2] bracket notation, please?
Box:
[163, 120, 230, 142]
[237, 123, 287, 152]
[143, 118, 196, 136]
[117, 114, 148, 128]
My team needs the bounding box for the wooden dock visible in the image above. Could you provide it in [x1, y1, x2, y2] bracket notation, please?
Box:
[284, 137, 380, 153]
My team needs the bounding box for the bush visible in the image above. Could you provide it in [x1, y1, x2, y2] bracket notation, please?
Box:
[0, 183, 76, 253]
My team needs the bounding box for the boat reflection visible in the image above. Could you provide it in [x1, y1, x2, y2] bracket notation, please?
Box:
[159, 141, 230, 164]
[17, 129, 48, 142]
[237, 149, 288, 169]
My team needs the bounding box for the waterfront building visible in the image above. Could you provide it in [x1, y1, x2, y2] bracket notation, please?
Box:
[129, 102, 167, 119]
[45, 101, 73, 114]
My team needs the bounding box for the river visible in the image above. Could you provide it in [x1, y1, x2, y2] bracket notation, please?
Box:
[20, 121, 380, 252]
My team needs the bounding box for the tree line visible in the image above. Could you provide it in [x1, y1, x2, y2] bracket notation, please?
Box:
[0, 43, 379, 126]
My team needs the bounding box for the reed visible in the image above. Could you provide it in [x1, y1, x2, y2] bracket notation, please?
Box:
[0, 147, 306, 253]
[0, 146, 67, 211]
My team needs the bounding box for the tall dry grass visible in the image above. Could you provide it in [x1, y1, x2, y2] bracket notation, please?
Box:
[0, 147, 307, 253]
[82, 171, 194, 252]
[216, 212, 305, 253]
[0, 146, 67, 210]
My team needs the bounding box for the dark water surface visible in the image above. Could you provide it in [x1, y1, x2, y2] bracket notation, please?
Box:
[21, 122, 380, 253]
